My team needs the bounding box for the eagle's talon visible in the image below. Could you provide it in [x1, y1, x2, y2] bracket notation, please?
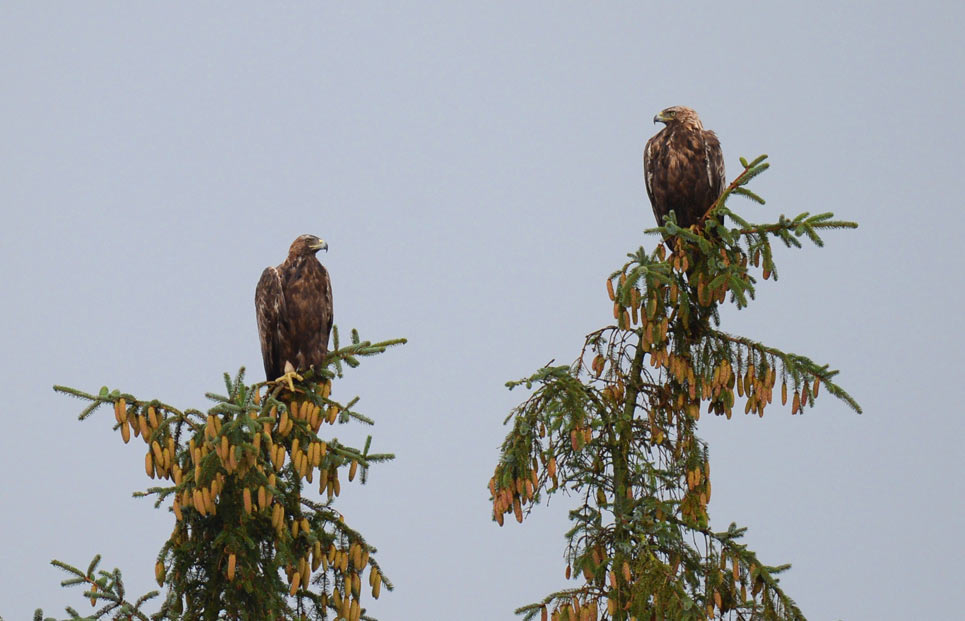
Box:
[274, 371, 303, 392]
[273, 362, 304, 392]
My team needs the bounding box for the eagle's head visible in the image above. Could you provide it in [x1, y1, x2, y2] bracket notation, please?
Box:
[653, 106, 703, 130]
[289, 234, 329, 257]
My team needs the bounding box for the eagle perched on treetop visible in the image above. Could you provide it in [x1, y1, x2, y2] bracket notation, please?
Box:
[255, 234, 333, 385]
[644, 106, 725, 237]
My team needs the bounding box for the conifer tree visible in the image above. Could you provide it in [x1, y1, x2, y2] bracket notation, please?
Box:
[489, 155, 860, 621]
[43, 327, 404, 621]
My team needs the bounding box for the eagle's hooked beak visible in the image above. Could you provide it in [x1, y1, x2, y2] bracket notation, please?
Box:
[653, 112, 669, 125]
[310, 239, 329, 252]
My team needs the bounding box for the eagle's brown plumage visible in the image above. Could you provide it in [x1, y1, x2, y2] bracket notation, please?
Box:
[644, 106, 725, 237]
[255, 234, 333, 381]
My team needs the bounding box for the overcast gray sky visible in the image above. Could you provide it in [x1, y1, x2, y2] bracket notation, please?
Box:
[2, 3, 963, 619]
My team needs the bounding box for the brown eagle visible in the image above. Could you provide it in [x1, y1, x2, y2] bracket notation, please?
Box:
[255, 234, 333, 382]
[644, 106, 725, 236]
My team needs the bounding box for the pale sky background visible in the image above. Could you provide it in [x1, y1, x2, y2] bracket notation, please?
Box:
[1, 3, 963, 620]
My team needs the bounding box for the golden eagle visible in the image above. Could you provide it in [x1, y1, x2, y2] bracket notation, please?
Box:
[644, 106, 725, 237]
[255, 234, 333, 383]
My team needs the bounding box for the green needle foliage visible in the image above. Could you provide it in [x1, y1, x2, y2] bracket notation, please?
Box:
[488, 155, 859, 621]
[46, 327, 405, 621]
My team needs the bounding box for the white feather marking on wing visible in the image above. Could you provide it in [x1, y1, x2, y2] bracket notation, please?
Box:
[644, 142, 654, 195]
[703, 138, 714, 190]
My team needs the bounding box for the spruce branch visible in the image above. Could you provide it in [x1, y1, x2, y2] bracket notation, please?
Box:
[46, 557, 158, 621]
[706, 331, 862, 414]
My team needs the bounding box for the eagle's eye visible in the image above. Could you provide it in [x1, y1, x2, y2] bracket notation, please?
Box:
[666, 110, 676, 118]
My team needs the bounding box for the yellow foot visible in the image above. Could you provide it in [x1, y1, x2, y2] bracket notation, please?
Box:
[273, 362, 304, 392]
